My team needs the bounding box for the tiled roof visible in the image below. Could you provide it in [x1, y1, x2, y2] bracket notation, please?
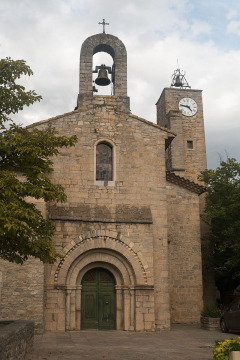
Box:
[166, 171, 206, 195]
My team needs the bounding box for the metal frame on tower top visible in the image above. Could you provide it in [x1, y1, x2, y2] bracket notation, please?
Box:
[170, 68, 191, 89]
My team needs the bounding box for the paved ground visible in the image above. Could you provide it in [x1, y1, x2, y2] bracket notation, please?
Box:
[26, 324, 240, 360]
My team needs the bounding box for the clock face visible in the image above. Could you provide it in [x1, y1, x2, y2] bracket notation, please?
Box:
[178, 97, 198, 117]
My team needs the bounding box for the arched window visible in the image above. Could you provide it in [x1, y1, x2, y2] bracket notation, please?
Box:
[96, 142, 113, 181]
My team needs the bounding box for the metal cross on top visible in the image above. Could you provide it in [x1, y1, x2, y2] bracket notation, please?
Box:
[98, 19, 109, 34]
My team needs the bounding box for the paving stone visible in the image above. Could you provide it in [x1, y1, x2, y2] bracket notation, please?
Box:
[25, 324, 239, 360]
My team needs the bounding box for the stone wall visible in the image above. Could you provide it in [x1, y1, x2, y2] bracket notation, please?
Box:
[0, 320, 34, 360]
[135, 286, 155, 331]
[0, 259, 44, 333]
[167, 182, 203, 323]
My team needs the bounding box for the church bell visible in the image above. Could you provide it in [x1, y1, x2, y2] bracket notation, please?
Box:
[173, 75, 183, 87]
[95, 68, 111, 86]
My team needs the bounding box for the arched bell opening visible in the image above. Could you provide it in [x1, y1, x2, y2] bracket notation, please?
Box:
[79, 33, 128, 99]
[93, 51, 113, 95]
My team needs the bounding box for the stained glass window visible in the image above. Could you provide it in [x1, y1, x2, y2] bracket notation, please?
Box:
[96, 142, 113, 181]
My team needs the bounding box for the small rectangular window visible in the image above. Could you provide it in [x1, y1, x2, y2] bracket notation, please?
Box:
[187, 140, 193, 149]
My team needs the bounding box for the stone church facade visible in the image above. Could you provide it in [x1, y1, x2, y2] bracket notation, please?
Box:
[0, 32, 207, 333]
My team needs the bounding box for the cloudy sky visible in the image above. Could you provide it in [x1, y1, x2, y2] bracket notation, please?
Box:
[1, 0, 240, 169]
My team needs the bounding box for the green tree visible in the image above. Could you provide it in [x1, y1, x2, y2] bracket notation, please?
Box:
[199, 157, 240, 299]
[0, 57, 77, 264]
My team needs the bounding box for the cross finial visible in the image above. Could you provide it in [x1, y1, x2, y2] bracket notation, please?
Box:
[98, 18, 109, 34]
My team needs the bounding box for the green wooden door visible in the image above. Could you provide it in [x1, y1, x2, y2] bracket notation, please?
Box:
[81, 268, 116, 330]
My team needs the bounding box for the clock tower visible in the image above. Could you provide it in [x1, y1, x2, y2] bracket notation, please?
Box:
[156, 79, 207, 183]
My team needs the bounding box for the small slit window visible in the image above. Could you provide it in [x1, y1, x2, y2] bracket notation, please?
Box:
[187, 140, 193, 149]
[96, 142, 113, 181]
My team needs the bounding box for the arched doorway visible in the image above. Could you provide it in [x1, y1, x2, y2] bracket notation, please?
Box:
[81, 268, 116, 330]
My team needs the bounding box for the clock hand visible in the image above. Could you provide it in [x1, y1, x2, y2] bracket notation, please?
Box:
[180, 104, 192, 111]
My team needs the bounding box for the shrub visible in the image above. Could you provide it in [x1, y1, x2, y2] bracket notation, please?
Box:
[201, 305, 222, 318]
[213, 338, 240, 360]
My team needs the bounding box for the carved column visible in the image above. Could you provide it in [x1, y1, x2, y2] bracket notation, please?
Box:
[123, 287, 130, 330]
[70, 288, 76, 330]
[75, 285, 82, 330]
[65, 289, 72, 331]
[115, 285, 123, 330]
[129, 287, 135, 331]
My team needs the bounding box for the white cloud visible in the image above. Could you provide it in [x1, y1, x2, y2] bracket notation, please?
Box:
[190, 20, 212, 38]
[227, 9, 238, 20]
[1, 0, 240, 168]
[227, 20, 240, 36]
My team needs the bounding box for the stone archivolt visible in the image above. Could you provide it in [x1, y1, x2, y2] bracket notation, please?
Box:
[51, 230, 153, 331]
[54, 230, 149, 287]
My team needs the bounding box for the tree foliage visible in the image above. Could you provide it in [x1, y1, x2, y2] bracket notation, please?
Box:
[0, 57, 77, 264]
[199, 158, 240, 297]
[0, 57, 42, 125]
